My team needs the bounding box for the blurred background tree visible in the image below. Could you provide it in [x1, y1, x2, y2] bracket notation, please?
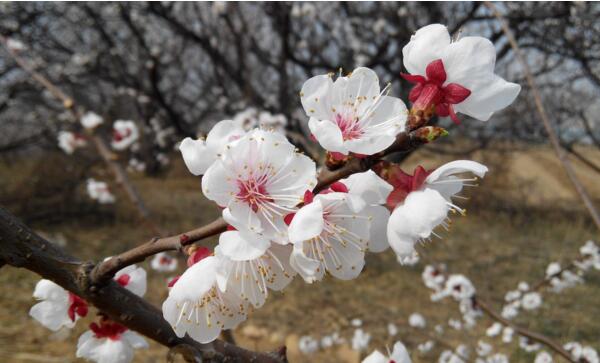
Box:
[1, 2, 599, 156]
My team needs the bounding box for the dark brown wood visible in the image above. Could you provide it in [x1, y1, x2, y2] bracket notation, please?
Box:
[0, 206, 286, 363]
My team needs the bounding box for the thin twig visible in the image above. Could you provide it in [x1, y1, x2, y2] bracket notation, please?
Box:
[475, 297, 575, 362]
[0, 35, 163, 236]
[485, 1, 600, 230]
[0, 206, 287, 363]
[91, 130, 426, 283]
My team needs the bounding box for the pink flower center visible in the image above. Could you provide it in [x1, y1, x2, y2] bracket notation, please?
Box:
[335, 113, 363, 140]
[401, 59, 471, 124]
[67, 293, 88, 322]
[90, 320, 128, 341]
[113, 128, 132, 142]
[236, 177, 273, 212]
[159, 256, 172, 265]
[116, 274, 131, 287]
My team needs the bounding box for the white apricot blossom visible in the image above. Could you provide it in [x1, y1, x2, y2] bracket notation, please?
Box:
[58, 131, 87, 154]
[402, 24, 521, 123]
[340, 170, 393, 253]
[179, 119, 246, 176]
[362, 341, 412, 363]
[81, 111, 103, 129]
[150, 252, 178, 272]
[386, 160, 487, 261]
[301, 67, 407, 156]
[76, 319, 147, 363]
[29, 279, 88, 331]
[111, 120, 139, 150]
[162, 255, 248, 343]
[408, 312, 426, 328]
[86, 179, 116, 204]
[288, 192, 371, 283]
[215, 244, 295, 309]
[114, 264, 147, 297]
[202, 129, 317, 244]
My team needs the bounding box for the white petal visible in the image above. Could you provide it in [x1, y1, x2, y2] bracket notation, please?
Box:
[218, 230, 270, 261]
[121, 331, 149, 349]
[169, 256, 219, 302]
[390, 341, 412, 363]
[362, 350, 388, 363]
[402, 24, 450, 76]
[266, 152, 317, 208]
[288, 200, 324, 244]
[223, 204, 263, 234]
[116, 265, 147, 297]
[425, 160, 487, 200]
[442, 37, 521, 121]
[344, 193, 367, 213]
[301, 74, 334, 119]
[33, 279, 69, 301]
[342, 170, 393, 205]
[289, 244, 322, 283]
[95, 339, 134, 363]
[387, 189, 449, 259]
[335, 67, 381, 116]
[308, 117, 347, 154]
[426, 160, 488, 183]
[179, 137, 212, 176]
[454, 75, 521, 121]
[205, 119, 245, 150]
[364, 205, 390, 253]
[201, 160, 237, 207]
[29, 300, 73, 331]
[76, 331, 98, 359]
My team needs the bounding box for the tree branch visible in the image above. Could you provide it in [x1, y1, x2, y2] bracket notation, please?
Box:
[0, 34, 163, 236]
[0, 206, 286, 363]
[91, 130, 426, 283]
[475, 297, 575, 362]
[485, 2, 600, 231]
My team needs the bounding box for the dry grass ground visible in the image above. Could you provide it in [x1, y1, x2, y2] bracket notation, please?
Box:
[0, 144, 598, 362]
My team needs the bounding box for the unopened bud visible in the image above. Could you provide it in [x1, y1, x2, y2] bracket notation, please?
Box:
[406, 106, 435, 131]
[63, 98, 74, 109]
[412, 126, 448, 143]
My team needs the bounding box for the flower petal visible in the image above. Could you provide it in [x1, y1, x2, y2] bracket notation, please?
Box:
[341, 170, 393, 205]
[218, 230, 271, 261]
[289, 244, 322, 283]
[442, 37, 521, 121]
[179, 137, 211, 176]
[364, 205, 390, 253]
[308, 117, 347, 154]
[288, 199, 324, 244]
[402, 24, 450, 76]
[387, 189, 449, 259]
[425, 160, 488, 183]
[201, 160, 238, 207]
[301, 74, 334, 120]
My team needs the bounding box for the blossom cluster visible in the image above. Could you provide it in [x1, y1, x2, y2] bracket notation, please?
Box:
[421, 240, 600, 363]
[31, 23, 523, 363]
[164, 23, 519, 345]
[29, 264, 148, 363]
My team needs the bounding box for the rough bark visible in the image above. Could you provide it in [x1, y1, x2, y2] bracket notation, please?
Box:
[0, 206, 286, 363]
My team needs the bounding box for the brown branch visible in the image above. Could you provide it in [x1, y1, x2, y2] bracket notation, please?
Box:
[485, 1, 600, 230]
[0, 206, 286, 363]
[91, 130, 426, 283]
[475, 297, 575, 362]
[0, 34, 163, 236]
